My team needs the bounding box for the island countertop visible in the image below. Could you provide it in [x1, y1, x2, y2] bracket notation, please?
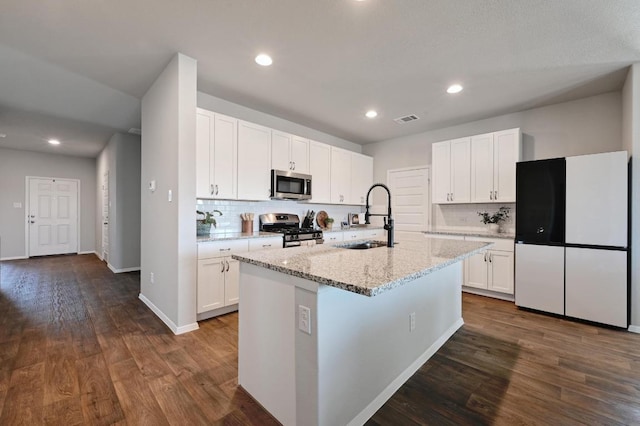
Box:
[232, 237, 491, 296]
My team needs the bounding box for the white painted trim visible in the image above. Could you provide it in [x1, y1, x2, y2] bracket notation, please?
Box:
[0, 256, 29, 261]
[138, 293, 199, 335]
[347, 317, 464, 426]
[628, 325, 640, 334]
[108, 263, 141, 274]
[197, 304, 238, 321]
[78, 250, 97, 255]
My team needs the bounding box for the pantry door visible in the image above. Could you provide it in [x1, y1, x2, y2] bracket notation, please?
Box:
[28, 177, 79, 257]
[387, 166, 430, 241]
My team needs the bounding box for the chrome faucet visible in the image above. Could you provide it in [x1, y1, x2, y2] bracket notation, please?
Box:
[364, 183, 394, 247]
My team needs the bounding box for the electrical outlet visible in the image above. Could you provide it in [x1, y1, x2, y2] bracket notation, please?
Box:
[409, 312, 416, 332]
[150, 272, 154, 284]
[298, 305, 311, 335]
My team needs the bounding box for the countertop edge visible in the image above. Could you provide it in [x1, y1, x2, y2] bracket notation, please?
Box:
[424, 230, 515, 240]
[233, 241, 492, 297]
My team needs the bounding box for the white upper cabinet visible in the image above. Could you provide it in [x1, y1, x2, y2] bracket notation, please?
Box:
[309, 141, 331, 203]
[431, 137, 471, 204]
[350, 153, 373, 205]
[291, 135, 310, 174]
[271, 132, 310, 174]
[330, 147, 352, 204]
[196, 109, 237, 199]
[237, 120, 272, 200]
[471, 128, 521, 203]
[271, 130, 292, 172]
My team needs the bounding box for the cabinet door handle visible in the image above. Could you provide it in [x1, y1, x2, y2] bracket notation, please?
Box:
[226, 260, 230, 272]
[210, 184, 215, 195]
[489, 253, 492, 263]
[289, 161, 292, 170]
[450, 193, 454, 201]
[292, 161, 296, 170]
[484, 252, 487, 262]
[221, 261, 225, 273]
[489, 191, 493, 200]
[494, 190, 497, 200]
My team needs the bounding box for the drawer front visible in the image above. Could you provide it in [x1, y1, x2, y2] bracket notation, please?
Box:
[324, 231, 344, 243]
[249, 237, 283, 251]
[362, 229, 385, 239]
[344, 231, 362, 241]
[465, 236, 513, 252]
[198, 239, 249, 259]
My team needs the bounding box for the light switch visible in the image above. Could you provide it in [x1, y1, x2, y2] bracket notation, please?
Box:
[149, 180, 156, 192]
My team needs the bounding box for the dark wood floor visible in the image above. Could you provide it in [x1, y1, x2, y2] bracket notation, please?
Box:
[1, 255, 639, 425]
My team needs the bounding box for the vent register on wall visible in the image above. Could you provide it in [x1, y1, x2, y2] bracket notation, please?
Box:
[515, 151, 629, 328]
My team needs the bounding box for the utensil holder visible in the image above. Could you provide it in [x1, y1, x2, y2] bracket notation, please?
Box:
[242, 220, 253, 234]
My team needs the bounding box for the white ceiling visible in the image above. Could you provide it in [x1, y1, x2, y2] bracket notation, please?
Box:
[0, 0, 639, 157]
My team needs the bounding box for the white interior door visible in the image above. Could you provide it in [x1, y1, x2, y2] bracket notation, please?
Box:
[28, 177, 79, 256]
[388, 167, 430, 241]
[102, 171, 109, 262]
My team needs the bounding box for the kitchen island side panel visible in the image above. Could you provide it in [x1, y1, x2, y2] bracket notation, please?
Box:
[313, 263, 462, 426]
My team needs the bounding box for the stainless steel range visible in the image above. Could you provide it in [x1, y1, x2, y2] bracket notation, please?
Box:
[259, 213, 324, 248]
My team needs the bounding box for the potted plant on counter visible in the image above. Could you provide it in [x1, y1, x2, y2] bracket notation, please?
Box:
[324, 217, 334, 230]
[197, 210, 222, 236]
[477, 207, 510, 233]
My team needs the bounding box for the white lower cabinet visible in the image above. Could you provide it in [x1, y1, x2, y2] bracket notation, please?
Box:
[323, 231, 344, 243]
[465, 237, 514, 295]
[197, 237, 285, 317]
[197, 257, 239, 313]
[425, 233, 514, 298]
[197, 240, 249, 317]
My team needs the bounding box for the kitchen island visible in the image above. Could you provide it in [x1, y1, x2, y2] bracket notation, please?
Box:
[233, 236, 490, 426]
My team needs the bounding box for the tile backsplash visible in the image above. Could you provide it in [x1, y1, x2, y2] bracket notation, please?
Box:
[433, 203, 515, 233]
[197, 199, 363, 234]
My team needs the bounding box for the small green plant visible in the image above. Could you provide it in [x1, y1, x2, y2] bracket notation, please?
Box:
[477, 207, 510, 224]
[197, 210, 222, 228]
[325, 217, 334, 224]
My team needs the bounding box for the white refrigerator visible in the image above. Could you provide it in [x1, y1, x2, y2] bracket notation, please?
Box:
[515, 151, 629, 328]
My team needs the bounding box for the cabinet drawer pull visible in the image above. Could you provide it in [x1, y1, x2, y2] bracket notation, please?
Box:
[262, 244, 271, 248]
[219, 248, 231, 252]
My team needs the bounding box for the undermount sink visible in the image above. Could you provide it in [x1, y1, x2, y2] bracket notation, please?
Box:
[340, 240, 389, 250]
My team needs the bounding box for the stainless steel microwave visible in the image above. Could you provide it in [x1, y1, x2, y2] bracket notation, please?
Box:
[271, 170, 312, 200]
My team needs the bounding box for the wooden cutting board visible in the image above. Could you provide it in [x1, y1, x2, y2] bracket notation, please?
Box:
[316, 210, 328, 228]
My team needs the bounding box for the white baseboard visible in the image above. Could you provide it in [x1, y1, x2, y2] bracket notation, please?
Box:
[138, 293, 199, 335]
[348, 317, 465, 426]
[462, 286, 515, 302]
[0, 255, 28, 261]
[108, 263, 141, 274]
[78, 250, 96, 255]
[628, 325, 640, 334]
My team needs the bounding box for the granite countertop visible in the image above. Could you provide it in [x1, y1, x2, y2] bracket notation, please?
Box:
[197, 231, 281, 243]
[232, 237, 491, 297]
[425, 228, 515, 240]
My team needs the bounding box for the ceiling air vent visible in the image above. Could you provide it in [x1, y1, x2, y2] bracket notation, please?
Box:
[393, 114, 420, 124]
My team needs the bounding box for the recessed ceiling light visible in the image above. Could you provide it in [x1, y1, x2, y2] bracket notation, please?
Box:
[48, 139, 60, 145]
[255, 54, 273, 66]
[447, 84, 463, 94]
[365, 110, 378, 118]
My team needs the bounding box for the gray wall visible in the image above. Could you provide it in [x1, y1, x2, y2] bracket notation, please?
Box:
[140, 53, 198, 333]
[96, 133, 141, 271]
[623, 65, 640, 329]
[363, 92, 622, 204]
[0, 147, 96, 259]
[197, 92, 362, 153]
